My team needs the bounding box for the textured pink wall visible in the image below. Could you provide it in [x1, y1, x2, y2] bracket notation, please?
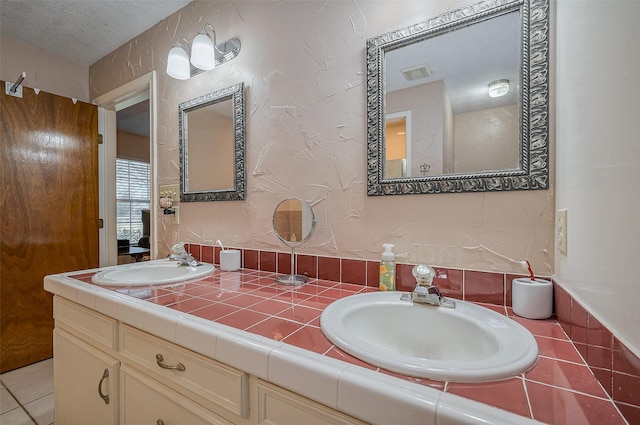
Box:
[1, 35, 89, 102]
[89, 0, 555, 275]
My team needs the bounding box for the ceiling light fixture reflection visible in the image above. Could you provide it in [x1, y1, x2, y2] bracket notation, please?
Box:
[488, 79, 510, 98]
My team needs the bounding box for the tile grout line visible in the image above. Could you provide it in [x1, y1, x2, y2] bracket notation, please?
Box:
[524, 377, 614, 402]
[1, 380, 39, 425]
[23, 391, 56, 425]
[537, 354, 592, 367]
[520, 375, 535, 420]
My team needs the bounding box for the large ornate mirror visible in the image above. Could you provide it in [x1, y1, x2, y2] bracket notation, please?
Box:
[367, 0, 549, 195]
[273, 198, 316, 286]
[179, 82, 245, 201]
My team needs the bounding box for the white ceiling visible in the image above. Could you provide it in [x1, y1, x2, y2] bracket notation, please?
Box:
[1, 0, 190, 137]
[385, 11, 520, 114]
[1, 0, 191, 66]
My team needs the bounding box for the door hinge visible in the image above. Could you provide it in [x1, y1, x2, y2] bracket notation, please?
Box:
[98, 134, 104, 145]
[98, 219, 104, 229]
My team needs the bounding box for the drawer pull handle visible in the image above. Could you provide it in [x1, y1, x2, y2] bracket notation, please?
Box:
[155, 353, 186, 371]
[157, 420, 165, 425]
[97, 368, 110, 405]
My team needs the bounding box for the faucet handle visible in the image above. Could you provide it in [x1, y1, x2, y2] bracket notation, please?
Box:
[412, 264, 435, 286]
[170, 242, 187, 255]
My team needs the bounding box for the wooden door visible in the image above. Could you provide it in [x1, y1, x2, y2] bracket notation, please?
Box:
[0, 84, 99, 372]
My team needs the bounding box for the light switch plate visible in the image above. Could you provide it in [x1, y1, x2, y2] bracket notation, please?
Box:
[557, 209, 568, 255]
[172, 206, 179, 225]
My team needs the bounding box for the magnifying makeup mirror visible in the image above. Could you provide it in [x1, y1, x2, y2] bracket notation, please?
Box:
[272, 198, 316, 285]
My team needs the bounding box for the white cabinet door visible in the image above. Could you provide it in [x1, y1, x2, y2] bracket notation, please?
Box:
[54, 328, 119, 425]
[120, 365, 233, 425]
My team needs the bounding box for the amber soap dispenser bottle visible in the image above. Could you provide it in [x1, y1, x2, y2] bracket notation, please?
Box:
[379, 244, 396, 291]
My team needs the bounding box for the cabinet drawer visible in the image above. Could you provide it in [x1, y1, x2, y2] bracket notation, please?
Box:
[54, 296, 117, 350]
[257, 380, 367, 425]
[119, 324, 248, 418]
[120, 365, 232, 425]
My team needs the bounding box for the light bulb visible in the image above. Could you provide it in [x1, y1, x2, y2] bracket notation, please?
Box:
[166, 45, 190, 80]
[190, 32, 215, 70]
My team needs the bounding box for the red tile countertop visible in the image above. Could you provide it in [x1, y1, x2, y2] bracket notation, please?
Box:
[71, 268, 628, 425]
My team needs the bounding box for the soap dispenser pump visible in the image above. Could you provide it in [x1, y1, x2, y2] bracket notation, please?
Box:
[379, 244, 396, 291]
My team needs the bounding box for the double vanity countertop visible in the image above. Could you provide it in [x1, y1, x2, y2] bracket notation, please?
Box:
[44, 263, 627, 425]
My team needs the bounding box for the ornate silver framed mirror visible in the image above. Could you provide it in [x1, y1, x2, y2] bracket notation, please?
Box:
[366, 0, 549, 195]
[179, 82, 245, 202]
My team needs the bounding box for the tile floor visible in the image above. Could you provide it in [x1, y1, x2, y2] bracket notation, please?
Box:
[0, 358, 54, 425]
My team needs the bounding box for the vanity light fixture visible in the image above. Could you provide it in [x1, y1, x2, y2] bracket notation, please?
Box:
[166, 24, 241, 80]
[488, 79, 510, 98]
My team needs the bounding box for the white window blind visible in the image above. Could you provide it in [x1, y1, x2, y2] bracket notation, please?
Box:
[116, 158, 150, 244]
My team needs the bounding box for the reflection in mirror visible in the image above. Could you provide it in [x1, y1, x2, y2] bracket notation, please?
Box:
[385, 111, 410, 178]
[179, 82, 245, 201]
[367, 0, 549, 195]
[273, 198, 316, 286]
[186, 99, 234, 191]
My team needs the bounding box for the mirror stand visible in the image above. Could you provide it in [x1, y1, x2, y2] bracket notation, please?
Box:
[272, 198, 316, 286]
[276, 246, 308, 286]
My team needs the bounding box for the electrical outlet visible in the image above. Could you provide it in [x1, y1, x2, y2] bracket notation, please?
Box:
[557, 209, 568, 255]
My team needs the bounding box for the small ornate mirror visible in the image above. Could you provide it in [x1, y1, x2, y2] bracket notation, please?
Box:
[366, 0, 549, 195]
[272, 198, 316, 285]
[179, 82, 245, 202]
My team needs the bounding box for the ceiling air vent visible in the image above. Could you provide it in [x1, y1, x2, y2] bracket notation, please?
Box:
[401, 65, 433, 81]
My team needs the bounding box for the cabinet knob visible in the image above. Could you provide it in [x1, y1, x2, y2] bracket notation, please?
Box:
[155, 353, 186, 371]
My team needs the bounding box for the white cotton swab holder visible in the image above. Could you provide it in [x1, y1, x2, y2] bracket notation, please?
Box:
[512, 277, 553, 319]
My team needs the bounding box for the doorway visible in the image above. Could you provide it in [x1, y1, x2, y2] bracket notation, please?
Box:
[116, 99, 151, 263]
[385, 111, 412, 178]
[93, 72, 158, 266]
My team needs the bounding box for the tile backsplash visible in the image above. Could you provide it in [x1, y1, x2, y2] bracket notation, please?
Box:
[555, 284, 640, 424]
[186, 243, 536, 305]
[187, 242, 640, 424]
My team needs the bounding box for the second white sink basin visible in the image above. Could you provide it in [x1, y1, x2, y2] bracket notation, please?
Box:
[320, 292, 538, 382]
[92, 260, 214, 286]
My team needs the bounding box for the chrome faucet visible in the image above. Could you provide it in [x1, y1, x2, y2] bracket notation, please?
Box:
[173, 253, 200, 267]
[410, 264, 455, 308]
[169, 242, 200, 267]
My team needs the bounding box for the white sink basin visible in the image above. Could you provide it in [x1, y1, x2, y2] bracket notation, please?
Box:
[320, 292, 538, 382]
[92, 260, 215, 286]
